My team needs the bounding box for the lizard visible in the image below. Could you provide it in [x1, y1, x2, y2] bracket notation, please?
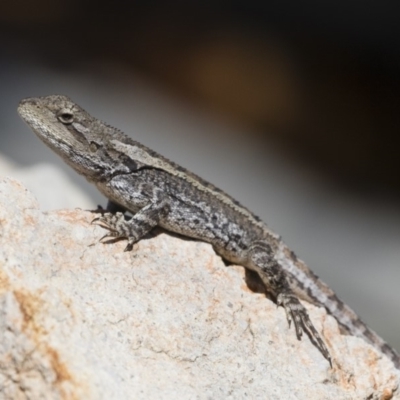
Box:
[17, 94, 400, 369]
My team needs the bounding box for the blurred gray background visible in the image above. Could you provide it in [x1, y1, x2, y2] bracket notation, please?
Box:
[1, 2, 400, 351]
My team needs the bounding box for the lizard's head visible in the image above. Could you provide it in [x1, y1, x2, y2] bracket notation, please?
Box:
[18, 95, 132, 181]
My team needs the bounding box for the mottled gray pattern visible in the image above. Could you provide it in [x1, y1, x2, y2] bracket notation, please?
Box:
[18, 95, 399, 369]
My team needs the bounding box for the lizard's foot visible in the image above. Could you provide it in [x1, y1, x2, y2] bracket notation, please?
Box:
[91, 212, 137, 251]
[92, 201, 166, 252]
[277, 292, 332, 366]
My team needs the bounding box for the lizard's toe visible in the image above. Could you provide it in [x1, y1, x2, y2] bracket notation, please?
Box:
[277, 292, 331, 365]
[92, 212, 128, 238]
[92, 212, 140, 249]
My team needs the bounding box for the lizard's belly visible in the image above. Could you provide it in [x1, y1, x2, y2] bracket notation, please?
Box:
[160, 201, 256, 264]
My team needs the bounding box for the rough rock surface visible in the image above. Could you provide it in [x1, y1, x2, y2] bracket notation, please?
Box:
[0, 177, 399, 400]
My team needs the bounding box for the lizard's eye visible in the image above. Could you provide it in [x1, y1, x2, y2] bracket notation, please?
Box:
[89, 141, 99, 152]
[57, 110, 74, 124]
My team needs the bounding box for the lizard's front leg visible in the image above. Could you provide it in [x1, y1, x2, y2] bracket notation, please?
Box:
[246, 241, 332, 365]
[92, 191, 170, 252]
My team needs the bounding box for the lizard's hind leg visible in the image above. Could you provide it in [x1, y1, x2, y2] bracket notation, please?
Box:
[246, 241, 332, 365]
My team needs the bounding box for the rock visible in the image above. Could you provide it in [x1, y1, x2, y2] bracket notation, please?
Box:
[0, 177, 398, 399]
[0, 153, 94, 211]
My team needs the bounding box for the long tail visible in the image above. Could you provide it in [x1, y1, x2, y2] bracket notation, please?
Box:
[278, 244, 400, 369]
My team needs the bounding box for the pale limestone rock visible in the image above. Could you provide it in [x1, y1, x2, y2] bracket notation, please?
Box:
[0, 177, 398, 400]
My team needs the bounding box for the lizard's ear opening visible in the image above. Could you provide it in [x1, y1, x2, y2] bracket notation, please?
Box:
[57, 109, 74, 124]
[89, 141, 99, 153]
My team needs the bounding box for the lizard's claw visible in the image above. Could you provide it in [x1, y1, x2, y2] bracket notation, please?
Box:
[277, 292, 305, 340]
[277, 292, 332, 366]
[91, 212, 138, 252]
[91, 212, 127, 238]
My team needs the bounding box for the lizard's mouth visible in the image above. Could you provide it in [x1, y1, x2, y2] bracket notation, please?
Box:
[18, 96, 110, 181]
